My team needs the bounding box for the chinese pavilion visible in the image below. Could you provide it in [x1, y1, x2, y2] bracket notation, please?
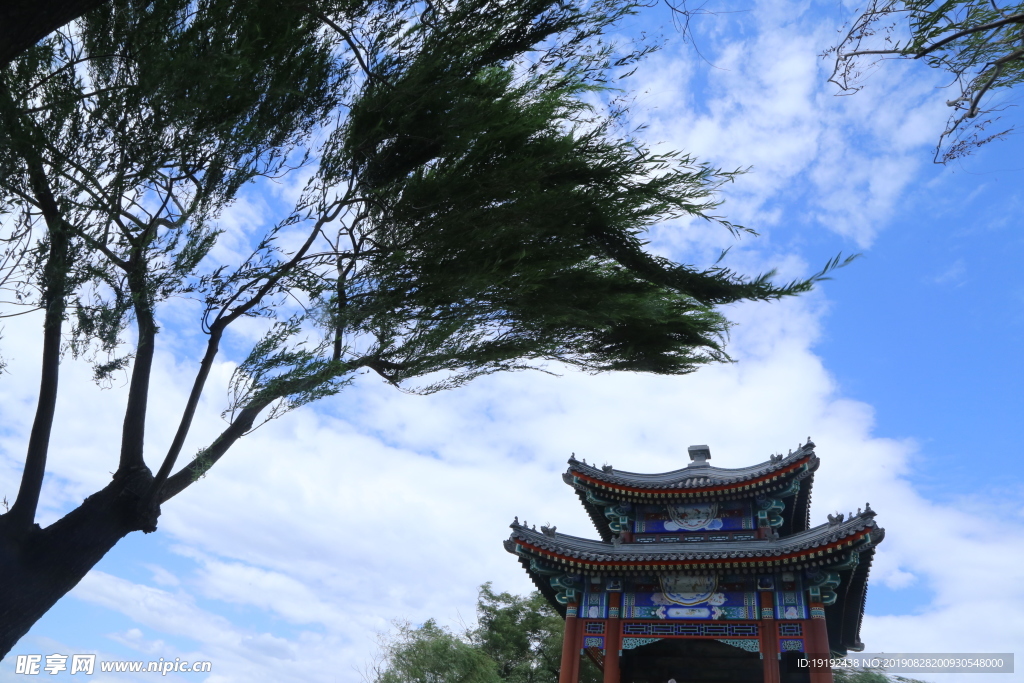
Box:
[504, 440, 883, 683]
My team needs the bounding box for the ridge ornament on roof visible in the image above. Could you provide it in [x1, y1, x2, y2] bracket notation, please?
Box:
[506, 439, 881, 683]
[687, 444, 711, 467]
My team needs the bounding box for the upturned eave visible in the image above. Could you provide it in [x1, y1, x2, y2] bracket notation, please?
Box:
[506, 512, 882, 574]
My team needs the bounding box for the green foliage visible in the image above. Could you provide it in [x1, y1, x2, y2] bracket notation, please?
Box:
[474, 584, 602, 683]
[369, 585, 600, 683]
[0, 0, 343, 379]
[0, 0, 847, 492]
[370, 620, 502, 683]
[473, 584, 567, 683]
[827, 0, 1024, 161]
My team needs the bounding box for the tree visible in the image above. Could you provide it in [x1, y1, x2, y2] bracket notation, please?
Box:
[366, 585, 600, 683]
[825, 0, 1024, 162]
[367, 620, 502, 683]
[473, 583, 599, 683]
[0, 0, 846, 656]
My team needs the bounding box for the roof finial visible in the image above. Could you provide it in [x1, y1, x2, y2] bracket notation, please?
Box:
[514, 516, 519, 525]
[687, 445, 711, 467]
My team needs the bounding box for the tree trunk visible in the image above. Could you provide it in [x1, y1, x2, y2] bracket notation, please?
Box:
[0, 468, 158, 659]
[0, 0, 111, 66]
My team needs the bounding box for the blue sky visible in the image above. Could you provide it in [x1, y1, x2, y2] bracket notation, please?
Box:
[2, 1, 1023, 681]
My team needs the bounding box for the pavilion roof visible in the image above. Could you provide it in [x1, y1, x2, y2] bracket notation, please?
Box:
[566, 442, 818, 539]
[565, 441, 817, 493]
[505, 507, 881, 574]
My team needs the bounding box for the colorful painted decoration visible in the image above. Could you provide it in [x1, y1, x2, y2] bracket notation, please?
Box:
[634, 501, 755, 533]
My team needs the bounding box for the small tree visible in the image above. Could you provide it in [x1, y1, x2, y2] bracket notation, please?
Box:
[474, 583, 600, 683]
[0, 0, 845, 655]
[367, 620, 502, 683]
[825, 0, 1024, 162]
[367, 585, 600, 683]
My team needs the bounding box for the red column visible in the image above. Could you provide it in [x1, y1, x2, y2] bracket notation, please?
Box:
[560, 603, 580, 683]
[759, 591, 781, 683]
[603, 593, 621, 683]
[806, 602, 834, 683]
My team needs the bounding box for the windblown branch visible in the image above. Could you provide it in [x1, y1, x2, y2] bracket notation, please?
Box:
[314, 11, 384, 84]
[921, 12, 1024, 55]
[966, 47, 1024, 116]
[0, 79, 74, 530]
[210, 201, 349, 329]
[117, 271, 157, 473]
[157, 346, 381, 502]
[158, 363, 352, 502]
[147, 203, 350, 501]
[158, 401, 272, 503]
[144, 329, 223, 502]
[826, 0, 1024, 162]
[19, 86, 129, 114]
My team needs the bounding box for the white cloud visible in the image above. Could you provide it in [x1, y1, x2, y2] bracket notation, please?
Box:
[144, 565, 181, 588]
[932, 258, 967, 286]
[629, 5, 949, 249]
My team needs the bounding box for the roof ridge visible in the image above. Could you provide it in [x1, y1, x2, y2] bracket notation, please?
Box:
[565, 442, 817, 488]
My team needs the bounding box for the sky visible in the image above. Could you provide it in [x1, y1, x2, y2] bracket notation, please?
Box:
[2, 0, 1023, 681]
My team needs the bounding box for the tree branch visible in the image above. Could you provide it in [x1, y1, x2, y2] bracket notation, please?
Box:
[116, 290, 156, 474]
[841, 49, 905, 57]
[314, 11, 382, 84]
[212, 202, 348, 328]
[157, 400, 273, 503]
[0, 79, 73, 530]
[19, 86, 128, 114]
[916, 12, 1024, 56]
[149, 203, 350, 500]
[117, 219, 162, 474]
[968, 47, 1024, 116]
[144, 327, 223, 502]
